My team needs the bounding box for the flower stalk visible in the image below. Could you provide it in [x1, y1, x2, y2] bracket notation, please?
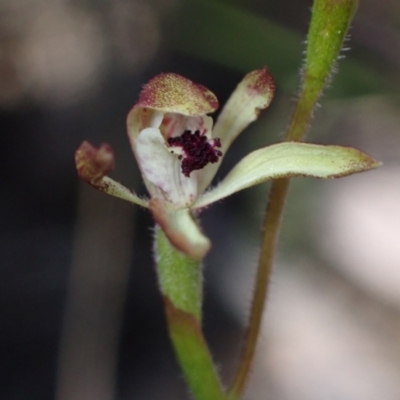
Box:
[288, 0, 359, 141]
[155, 226, 227, 400]
[229, 0, 360, 398]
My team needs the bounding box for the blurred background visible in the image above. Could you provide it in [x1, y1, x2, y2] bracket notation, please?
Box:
[2, 0, 400, 399]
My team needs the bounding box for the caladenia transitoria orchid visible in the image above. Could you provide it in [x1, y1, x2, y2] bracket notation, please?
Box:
[75, 68, 379, 400]
[76, 68, 379, 260]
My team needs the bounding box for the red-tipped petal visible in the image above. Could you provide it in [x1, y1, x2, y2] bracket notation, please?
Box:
[134, 73, 219, 116]
[198, 67, 275, 193]
[75, 141, 148, 207]
[75, 141, 114, 183]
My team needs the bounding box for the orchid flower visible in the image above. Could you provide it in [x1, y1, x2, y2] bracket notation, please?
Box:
[75, 68, 379, 259]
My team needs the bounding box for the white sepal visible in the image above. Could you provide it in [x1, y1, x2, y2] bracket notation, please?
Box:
[194, 142, 380, 209]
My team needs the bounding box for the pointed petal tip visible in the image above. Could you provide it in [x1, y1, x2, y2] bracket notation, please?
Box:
[373, 160, 383, 169]
[193, 143, 381, 209]
[134, 73, 219, 116]
[325, 147, 382, 178]
[150, 198, 211, 260]
[75, 141, 114, 183]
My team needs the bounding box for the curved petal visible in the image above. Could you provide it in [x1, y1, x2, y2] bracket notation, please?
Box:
[197, 67, 275, 193]
[133, 73, 219, 116]
[127, 107, 164, 146]
[136, 128, 198, 207]
[150, 198, 211, 260]
[75, 141, 114, 182]
[96, 177, 149, 207]
[159, 113, 214, 140]
[193, 142, 381, 209]
[75, 141, 148, 207]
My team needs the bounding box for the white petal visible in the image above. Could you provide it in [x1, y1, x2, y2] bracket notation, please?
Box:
[136, 127, 198, 207]
[150, 198, 211, 260]
[197, 68, 275, 193]
[99, 177, 149, 207]
[149, 110, 164, 128]
[186, 115, 214, 138]
[193, 142, 380, 209]
[160, 113, 187, 138]
[160, 113, 213, 139]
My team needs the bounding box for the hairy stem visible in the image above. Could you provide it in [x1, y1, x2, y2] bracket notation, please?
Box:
[154, 226, 227, 400]
[228, 0, 359, 397]
[228, 178, 289, 399]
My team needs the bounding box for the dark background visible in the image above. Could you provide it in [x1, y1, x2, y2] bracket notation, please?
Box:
[2, 0, 400, 399]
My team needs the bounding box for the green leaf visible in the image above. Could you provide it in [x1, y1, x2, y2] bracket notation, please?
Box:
[194, 142, 380, 208]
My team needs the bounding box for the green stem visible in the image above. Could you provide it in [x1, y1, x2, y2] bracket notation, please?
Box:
[286, 87, 319, 141]
[228, 0, 359, 398]
[288, 0, 358, 141]
[154, 226, 227, 400]
[228, 178, 289, 400]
